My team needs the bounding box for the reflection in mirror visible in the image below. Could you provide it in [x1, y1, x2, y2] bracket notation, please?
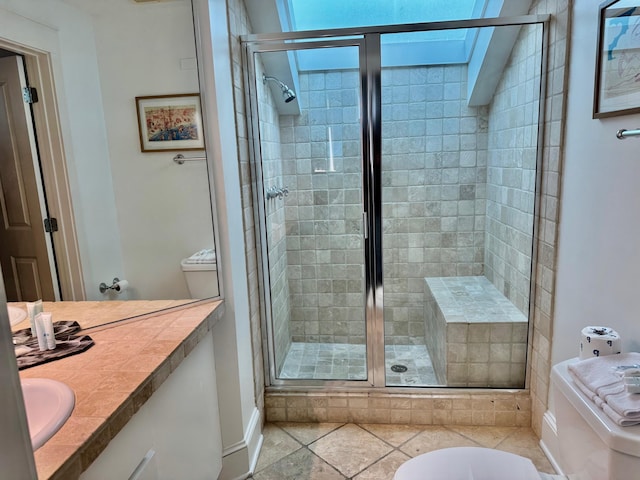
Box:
[0, 0, 219, 328]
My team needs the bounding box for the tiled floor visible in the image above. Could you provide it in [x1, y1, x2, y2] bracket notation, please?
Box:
[385, 344, 438, 386]
[250, 422, 556, 479]
[279, 343, 438, 386]
[279, 343, 367, 381]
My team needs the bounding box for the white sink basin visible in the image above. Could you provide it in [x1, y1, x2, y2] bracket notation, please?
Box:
[21, 378, 75, 450]
[8, 306, 27, 326]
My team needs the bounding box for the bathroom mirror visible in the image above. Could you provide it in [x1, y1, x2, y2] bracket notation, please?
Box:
[0, 0, 220, 328]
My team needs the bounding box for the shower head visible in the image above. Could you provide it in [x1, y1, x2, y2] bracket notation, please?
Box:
[283, 87, 296, 103]
[263, 74, 297, 103]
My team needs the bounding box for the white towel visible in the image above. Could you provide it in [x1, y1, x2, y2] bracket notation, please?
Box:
[571, 375, 599, 402]
[567, 352, 640, 396]
[571, 374, 624, 402]
[582, 385, 640, 426]
[605, 389, 640, 418]
[601, 402, 640, 427]
[184, 248, 216, 264]
[568, 353, 640, 426]
[598, 381, 625, 400]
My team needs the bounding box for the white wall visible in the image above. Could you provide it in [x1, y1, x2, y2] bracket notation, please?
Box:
[543, 1, 640, 459]
[553, 0, 640, 369]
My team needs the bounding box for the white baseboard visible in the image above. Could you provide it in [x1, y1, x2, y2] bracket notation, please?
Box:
[245, 407, 263, 474]
[540, 410, 564, 476]
[219, 407, 263, 480]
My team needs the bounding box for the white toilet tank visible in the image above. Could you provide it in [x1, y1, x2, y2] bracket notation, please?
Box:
[181, 249, 219, 298]
[551, 358, 640, 480]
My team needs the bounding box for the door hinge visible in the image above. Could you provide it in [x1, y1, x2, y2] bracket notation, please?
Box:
[44, 217, 58, 233]
[22, 87, 39, 104]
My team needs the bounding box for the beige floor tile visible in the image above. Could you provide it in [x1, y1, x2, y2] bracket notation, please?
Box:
[497, 427, 542, 449]
[252, 423, 555, 479]
[277, 422, 344, 445]
[354, 451, 411, 480]
[359, 423, 424, 447]
[253, 448, 345, 480]
[399, 426, 479, 457]
[255, 424, 302, 472]
[447, 425, 518, 448]
[309, 424, 394, 477]
[496, 428, 556, 474]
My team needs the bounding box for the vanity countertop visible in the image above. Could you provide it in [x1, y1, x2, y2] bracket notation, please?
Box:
[16, 299, 224, 480]
[10, 299, 199, 331]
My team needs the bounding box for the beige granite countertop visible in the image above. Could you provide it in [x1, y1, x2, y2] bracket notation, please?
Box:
[15, 300, 224, 480]
[10, 299, 200, 331]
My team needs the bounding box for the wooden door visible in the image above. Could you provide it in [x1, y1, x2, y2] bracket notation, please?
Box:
[0, 55, 56, 301]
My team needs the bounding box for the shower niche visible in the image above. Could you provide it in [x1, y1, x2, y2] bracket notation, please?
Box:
[244, 18, 546, 389]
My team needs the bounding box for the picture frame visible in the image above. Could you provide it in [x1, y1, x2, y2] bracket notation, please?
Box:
[135, 94, 205, 152]
[593, 1, 640, 118]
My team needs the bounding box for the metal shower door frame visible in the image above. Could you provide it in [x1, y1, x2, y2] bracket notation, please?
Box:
[242, 13, 551, 391]
[244, 37, 378, 388]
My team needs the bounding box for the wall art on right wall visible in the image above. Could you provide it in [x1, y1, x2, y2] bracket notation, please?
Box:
[593, 0, 640, 118]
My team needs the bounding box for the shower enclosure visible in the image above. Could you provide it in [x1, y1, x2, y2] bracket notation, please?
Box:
[243, 14, 547, 389]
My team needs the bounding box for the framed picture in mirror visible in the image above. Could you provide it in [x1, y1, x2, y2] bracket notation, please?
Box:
[593, 1, 640, 118]
[136, 93, 205, 151]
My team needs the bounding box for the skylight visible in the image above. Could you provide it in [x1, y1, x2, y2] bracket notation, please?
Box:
[287, 0, 485, 31]
[284, 0, 490, 70]
[247, 0, 536, 112]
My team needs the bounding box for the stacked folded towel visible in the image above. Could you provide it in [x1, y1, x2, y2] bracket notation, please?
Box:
[184, 248, 216, 264]
[568, 352, 640, 426]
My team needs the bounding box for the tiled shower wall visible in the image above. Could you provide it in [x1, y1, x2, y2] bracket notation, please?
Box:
[528, 0, 569, 436]
[485, 23, 543, 315]
[227, 0, 265, 415]
[257, 71, 292, 372]
[278, 66, 491, 345]
[280, 71, 366, 345]
[381, 65, 489, 345]
[251, 51, 542, 352]
[276, 56, 547, 346]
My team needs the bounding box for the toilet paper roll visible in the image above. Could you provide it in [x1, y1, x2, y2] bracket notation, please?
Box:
[113, 279, 129, 293]
[579, 326, 622, 360]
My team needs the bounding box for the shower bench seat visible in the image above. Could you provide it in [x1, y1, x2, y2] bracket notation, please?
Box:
[424, 276, 528, 387]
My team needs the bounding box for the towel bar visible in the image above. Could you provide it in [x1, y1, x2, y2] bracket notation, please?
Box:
[173, 154, 206, 164]
[616, 128, 640, 139]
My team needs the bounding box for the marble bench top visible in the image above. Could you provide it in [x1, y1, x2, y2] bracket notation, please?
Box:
[425, 276, 527, 323]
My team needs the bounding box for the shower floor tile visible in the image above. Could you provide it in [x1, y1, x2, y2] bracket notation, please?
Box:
[385, 344, 439, 386]
[279, 342, 438, 386]
[279, 342, 367, 381]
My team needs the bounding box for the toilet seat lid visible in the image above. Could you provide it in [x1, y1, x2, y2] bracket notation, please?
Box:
[394, 447, 541, 480]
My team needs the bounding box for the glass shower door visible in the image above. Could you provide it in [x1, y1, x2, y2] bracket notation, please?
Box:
[379, 25, 543, 388]
[245, 16, 547, 391]
[250, 42, 371, 383]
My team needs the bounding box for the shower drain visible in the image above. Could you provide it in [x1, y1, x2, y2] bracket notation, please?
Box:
[390, 364, 408, 373]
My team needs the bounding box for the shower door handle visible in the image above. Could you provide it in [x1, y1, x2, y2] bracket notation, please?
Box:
[362, 211, 369, 239]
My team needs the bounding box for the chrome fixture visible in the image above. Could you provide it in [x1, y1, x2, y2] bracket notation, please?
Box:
[616, 128, 640, 139]
[173, 153, 206, 164]
[99, 277, 126, 294]
[262, 74, 296, 103]
[266, 185, 289, 200]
